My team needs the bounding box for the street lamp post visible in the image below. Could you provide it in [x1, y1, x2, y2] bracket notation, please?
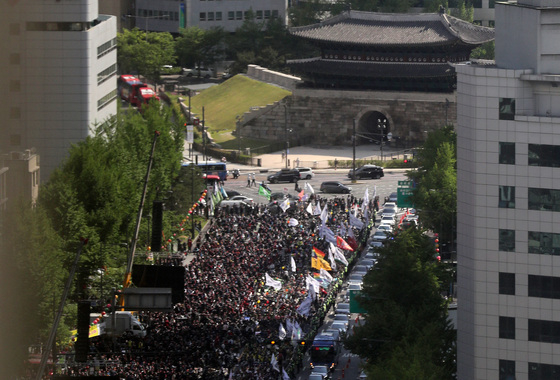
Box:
[352, 118, 356, 183]
[377, 118, 387, 161]
[284, 104, 292, 169]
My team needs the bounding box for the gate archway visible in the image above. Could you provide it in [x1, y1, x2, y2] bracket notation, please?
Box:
[356, 111, 391, 145]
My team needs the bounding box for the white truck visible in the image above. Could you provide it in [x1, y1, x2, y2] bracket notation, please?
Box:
[182, 67, 214, 78]
[90, 311, 147, 338]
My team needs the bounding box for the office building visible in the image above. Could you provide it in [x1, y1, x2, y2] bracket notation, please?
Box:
[456, 1, 560, 379]
[0, 0, 118, 181]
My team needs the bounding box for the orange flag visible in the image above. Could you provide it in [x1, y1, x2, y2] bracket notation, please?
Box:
[336, 236, 354, 251]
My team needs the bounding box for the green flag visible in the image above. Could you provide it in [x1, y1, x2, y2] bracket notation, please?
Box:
[259, 185, 271, 200]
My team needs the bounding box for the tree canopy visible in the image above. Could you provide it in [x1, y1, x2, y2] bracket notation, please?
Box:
[407, 125, 457, 249]
[117, 28, 176, 81]
[345, 228, 456, 379]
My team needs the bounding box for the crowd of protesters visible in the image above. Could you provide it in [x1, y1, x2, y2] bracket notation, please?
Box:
[53, 193, 374, 379]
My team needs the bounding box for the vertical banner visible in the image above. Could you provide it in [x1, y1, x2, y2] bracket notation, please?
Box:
[179, 2, 186, 28]
[186, 125, 194, 144]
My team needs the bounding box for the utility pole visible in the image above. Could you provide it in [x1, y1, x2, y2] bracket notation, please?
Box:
[352, 118, 356, 183]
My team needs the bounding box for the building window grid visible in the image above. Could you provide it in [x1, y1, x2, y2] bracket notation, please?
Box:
[97, 89, 117, 111]
[528, 319, 560, 344]
[97, 38, 117, 59]
[499, 272, 515, 295]
[499, 229, 515, 252]
[529, 188, 560, 212]
[500, 359, 516, 380]
[499, 316, 516, 340]
[97, 64, 117, 85]
[529, 362, 560, 380]
[499, 142, 515, 165]
[528, 231, 560, 255]
[528, 275, 560, 299]
[499, 185, 515, 209]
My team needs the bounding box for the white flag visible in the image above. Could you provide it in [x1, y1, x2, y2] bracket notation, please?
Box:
[319, 224, 336, 244]
[353, 203, 358, 217]
[265, 273, 282, 290]
[349, 213, 364, 229]
[362, 187, 369, 211]
[308, 282, 317, 301]
[286, 319, 294, 336]
[271, 353, 280, 372]
[282, 368, 290, 380]
[373, 185, 377, 200]
[327, 246, 337, 271]
[320, 203, 329, 224]
[364, 207, 369, 223]
[339, 223, 347, 237]
[280, 198, 290, 212]
[290, 320, 302, 340]
[306, 202, 314, 215]
[320, 268, 333, 284]
[313, 202, 322, 216]
[348, 226, 355, 239]
[290, 256, 297, 272]
[297, 296, 313, 317]
[305, 181, 315, 194]
[306, 275, 321, 294]
[288, 218, 299, 227]
[334, 247, 349, 266]
[279, 323, 287, 340]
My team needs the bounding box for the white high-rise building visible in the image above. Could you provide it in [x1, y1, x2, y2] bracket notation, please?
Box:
[456, 1, 560, 379]
[0, 0, 118, 181]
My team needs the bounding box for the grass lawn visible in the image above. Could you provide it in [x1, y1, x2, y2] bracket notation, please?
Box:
[188, 75, 291, 145]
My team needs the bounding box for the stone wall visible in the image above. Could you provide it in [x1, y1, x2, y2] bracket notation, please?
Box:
[246, 64, 302, 91]
[240, 88, 457, 147]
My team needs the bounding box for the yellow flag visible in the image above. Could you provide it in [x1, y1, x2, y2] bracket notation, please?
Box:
[311, 257, 332, 271]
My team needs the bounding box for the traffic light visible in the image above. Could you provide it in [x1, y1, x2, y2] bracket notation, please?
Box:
[403, 155, 408, 163]
[434, 233, 440, 254]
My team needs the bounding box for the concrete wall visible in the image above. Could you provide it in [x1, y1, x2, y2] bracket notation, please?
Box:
[240, 87, 456, 147]
[246, 65, 301, 91]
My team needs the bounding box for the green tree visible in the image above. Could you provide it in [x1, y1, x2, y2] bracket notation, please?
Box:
[470, 40, 495, 60]
[423, 0, 448, 12]
[408, 126, 457, 246]
[117, 28, 176, 81]
[449, 0, 473, 22]
[345, 228, 456, 379]
[176, 26, 226, 69]
[379, 0, 414, 12]
[289, 0, 331, 26]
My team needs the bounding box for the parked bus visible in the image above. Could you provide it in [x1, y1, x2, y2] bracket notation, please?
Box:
[309, 331, 341, 370]
[117, 75, 146, 106]
[136, 87, 160, 111]
[182, 161, 228, 182]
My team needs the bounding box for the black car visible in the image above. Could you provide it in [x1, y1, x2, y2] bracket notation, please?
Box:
[267, 169, 301, 184]
[320, 181, 352, 194]
[270, 192, 296, 201]
[347, 165, 384, 179]
[224, 189, 241, 198]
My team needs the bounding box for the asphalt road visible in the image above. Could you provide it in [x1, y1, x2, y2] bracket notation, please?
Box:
[223, 170, 408, 205]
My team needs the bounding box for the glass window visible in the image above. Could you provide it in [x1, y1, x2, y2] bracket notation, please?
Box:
[264, 10, 271, 19]
[216, 12, 222, 21]
[499, 229, 515, 252]
[499, 98, 516, 120]
[228, 11, 234, 20]
[528, 144, 560, 167]
[236, 11, 242, 20]
[528, 231, 560, 255]
[499, 316, 515, 339]
[529, 188, 560, 212]
[199, 12, 206, 21]
[529, 319, 560, 343]
[489, 20, 495, 27]
[500, 360, 515, 380]
[499, 186, 515, 208]
[272, 10, 279, 18]
[472, 0, 482, 7]
[499, 142, 515, 164]
[528, 275, 560, 299]
[244, 11, 249, 19]
[208, 12, 214, 21]
[529, 362, 560, 380]
[499, 273, 515, 295]
[490, 0, 496, 8]
[256, 10, 263, 19]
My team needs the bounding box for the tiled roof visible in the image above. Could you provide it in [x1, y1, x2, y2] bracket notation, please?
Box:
[289, 11, 495, 46]
[287, 57, 456, 78]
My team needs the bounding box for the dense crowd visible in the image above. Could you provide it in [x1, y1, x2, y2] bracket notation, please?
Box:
[53, 194, 373, 379]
